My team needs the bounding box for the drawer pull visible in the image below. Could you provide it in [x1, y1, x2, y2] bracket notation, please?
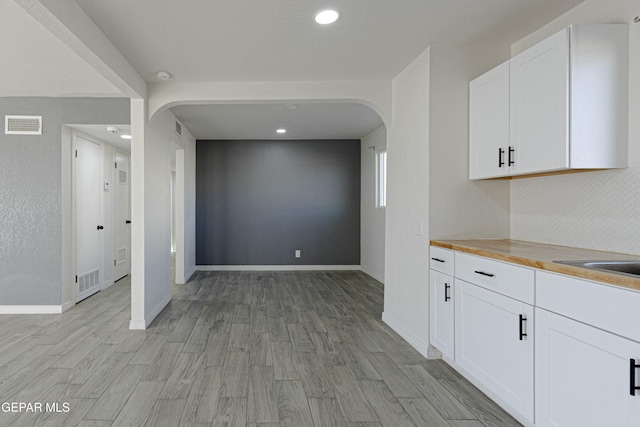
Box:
[631, 359, 640, 396]
[498, 147, 505, 167]
[519, 315, 527, 341]
[431, 257, 445, 263]
[474, 270, 495, 277]
[444, 283, 451, 302]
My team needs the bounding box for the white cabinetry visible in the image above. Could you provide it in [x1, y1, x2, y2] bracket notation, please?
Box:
[430, 245, 640, 427]
[469, 24, 628, 180]
[429, 247, 455, 360]
[536, 308, 640, 427]
[535, 271, 640, 427]
[454, 254, 534, 424]
[469, 61, 510, 179]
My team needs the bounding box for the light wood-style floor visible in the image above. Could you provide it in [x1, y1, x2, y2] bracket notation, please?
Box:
[0, 270, 521, 427]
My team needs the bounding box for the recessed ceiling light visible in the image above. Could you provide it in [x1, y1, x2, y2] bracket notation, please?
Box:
[156, 71, 172, 80]
[276, 129, 287, 134]
[284, 104, 299, 110]
[314, 9, 340, 25]
[120, 134, 132, 140]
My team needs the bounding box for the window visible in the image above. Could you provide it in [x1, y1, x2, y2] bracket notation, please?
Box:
[376, 149, 387, 208]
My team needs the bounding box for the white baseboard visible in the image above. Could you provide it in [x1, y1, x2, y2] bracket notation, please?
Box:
[129, 319, 146, 330]
[381, 311, 429, 358]
[129, 293, 172, 330]
[102, 280, 115, 291]
[0, 305, 64, 314]
[361, 265, 384, 283]
[184, 265, 196, 282]
[197, 265, 361, 272]
[61, 300, 75, 313]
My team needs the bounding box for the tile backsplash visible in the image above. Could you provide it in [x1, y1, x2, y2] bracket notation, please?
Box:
[511, 168, 640, 256]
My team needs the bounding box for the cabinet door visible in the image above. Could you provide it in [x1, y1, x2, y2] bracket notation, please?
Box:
[469, 61, 510, 180]
[429, 270, 454, 360]
[455, 280, 534, 423]
[536, 308, 640, 427]
[510, 28, 569, 175]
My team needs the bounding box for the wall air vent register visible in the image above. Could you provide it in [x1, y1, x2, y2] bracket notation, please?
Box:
[5, 115, 42, 135]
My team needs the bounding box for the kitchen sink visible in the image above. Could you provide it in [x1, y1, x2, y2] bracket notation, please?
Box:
[554, 260, 640, 278]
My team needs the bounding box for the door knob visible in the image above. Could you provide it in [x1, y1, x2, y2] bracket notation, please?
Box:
[125, 220, 131, 224]
[97, 225, 104, 230]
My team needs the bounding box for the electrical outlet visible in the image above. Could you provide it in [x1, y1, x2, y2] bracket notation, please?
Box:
[295, 250, 301, 258]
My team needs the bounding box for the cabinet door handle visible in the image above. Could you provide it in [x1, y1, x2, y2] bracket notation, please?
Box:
[431, 257, 445, 263]
[508, 146, 515, 166]
[498, 148, 505, 167]
[474, 270, 495, 277]
[631, 359, 640, 396]
[444, 283, 451, 302]
[519, 314, 527, 340]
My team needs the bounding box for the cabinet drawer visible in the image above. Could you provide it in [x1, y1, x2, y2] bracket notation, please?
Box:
[537, 271, 640, 343]
[455, 252, 534, 304]
[430, 246, 454, 275]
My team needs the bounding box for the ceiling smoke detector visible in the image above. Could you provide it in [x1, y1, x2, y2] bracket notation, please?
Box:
[106, 126, 120, 135]
[156, 71, 172, 80]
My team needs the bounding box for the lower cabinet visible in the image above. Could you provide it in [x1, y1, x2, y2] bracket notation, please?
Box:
[455, 279, 534, 424]
[535, 308, 640, 427]
[429, 269, 454, 360]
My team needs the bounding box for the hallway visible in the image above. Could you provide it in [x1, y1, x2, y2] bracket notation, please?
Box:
[0, 271, 519, 426]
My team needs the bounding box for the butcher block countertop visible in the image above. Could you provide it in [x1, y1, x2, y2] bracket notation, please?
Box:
[430, 239, 640, 292]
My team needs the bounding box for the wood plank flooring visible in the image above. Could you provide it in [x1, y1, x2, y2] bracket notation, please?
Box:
[0, 270, 521, 426]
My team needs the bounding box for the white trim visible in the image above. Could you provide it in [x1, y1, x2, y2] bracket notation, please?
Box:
[361, 265, 384, 283]
[129, 293, 171, 330]
[197, 265, 362, 272]
[184, 265, 196, 282]
[61, 300, 75, 313]
[129, 319, 146, 330]
[0, 305, 64, 314]
[381, 311, 429, 358]
[102, 280, 115, 291]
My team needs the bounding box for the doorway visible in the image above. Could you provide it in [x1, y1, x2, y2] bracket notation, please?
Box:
[113, 151, 131, 281]
[73, 135, 104, 302]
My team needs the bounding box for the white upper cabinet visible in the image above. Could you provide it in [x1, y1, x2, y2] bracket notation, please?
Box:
[470, 24, 628, 180]
[510, 28, 570, 175]
[469, 61, 510, 180]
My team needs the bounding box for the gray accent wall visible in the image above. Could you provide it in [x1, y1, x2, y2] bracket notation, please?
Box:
[0, 97, 130, 305]
[196, 140, 361, 265]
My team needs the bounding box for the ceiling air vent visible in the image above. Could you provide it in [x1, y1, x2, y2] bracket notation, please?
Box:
[175, 120, 182, 137]
[5, 115, 42, 135]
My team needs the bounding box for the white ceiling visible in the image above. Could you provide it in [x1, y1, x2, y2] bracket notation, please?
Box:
[171, 103, 384, 140]
[0, 0, 123, 97]
[2, 0, 587, 140]
[74, 0, 585, 82]
[68, 124, 132, 153]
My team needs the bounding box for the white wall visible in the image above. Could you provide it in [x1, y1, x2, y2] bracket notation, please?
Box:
[130, 102, 175, 328]
[428, 44, 511, 241]
[361, 126, 387, 283]
[510, 0, 640, 253]
[383, 48, 431, 356]
[175, 125, 197, 284]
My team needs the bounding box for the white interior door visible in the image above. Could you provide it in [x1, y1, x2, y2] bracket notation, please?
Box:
[113, 152, 131, 281]
[74, 136, 103, 302]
